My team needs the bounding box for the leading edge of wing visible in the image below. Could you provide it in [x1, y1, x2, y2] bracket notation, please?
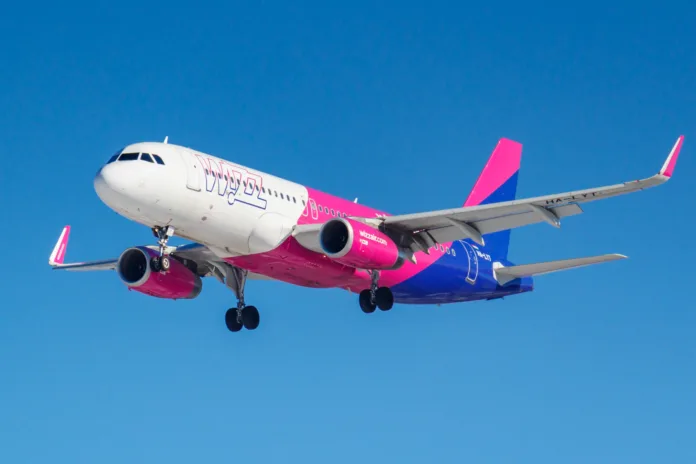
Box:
[381, 135, 685, 231]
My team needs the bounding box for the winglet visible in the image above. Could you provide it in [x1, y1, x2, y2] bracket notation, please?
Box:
[49, 226, 71, 266]
[659, 135, 684, 178]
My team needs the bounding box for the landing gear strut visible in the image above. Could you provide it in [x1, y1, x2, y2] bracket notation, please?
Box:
[224, 266, 260, 332]
[150, 225, 175, 273]
[359, 270, 394, 313]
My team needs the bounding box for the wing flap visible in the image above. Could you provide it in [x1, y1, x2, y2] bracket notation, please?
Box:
[495, 253, 627, 285]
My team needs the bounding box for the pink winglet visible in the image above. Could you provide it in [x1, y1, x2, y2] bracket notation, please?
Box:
[660, 135, 684, 178]
[49, 225, 71, 265]
[464, 138, 522, 207]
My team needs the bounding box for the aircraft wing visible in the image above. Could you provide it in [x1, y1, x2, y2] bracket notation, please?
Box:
[372, 136, 683, 250]
[48, 226, 271, 281]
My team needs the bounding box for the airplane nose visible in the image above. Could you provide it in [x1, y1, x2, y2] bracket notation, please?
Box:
[94, 164, 129, 205]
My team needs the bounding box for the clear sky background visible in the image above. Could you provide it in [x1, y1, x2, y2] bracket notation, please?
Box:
[0, 2, 694, 463]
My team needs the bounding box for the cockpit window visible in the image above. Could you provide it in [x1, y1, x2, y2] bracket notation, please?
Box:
[107, 148, 124, 164]
[152, 154, 165, 165]
[119, 153, 139, 161]
[141, 153, 154, 163]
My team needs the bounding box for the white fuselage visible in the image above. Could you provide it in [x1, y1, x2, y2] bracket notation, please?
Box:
[94, 142, 306, 259]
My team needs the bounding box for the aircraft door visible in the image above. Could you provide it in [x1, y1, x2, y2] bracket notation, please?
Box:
[178, 149, 201, 192]
[309, 198, 319, 220]
[459, 240, 479, 284]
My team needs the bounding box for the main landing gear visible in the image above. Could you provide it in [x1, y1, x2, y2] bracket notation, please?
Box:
[150, 225, 175, 273]
[224, 266, 260, 332]
[359, 270, 394, 313]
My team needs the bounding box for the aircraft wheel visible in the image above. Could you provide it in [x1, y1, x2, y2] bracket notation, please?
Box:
[161, 256, 171, 271]
[225, 308, 243, 332]
[151, 256, 162, 273]
[241, 305, 260, 330]
[375, 287, 394, 311]
[359, 290, 376, 313]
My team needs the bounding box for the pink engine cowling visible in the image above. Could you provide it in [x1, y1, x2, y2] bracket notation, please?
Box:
[116, 247, 202, 299]
[319, 217, 402, 270]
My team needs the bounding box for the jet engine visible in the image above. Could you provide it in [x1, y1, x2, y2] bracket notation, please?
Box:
[116, 246, 202, 299]
[319, 217, 403, 270]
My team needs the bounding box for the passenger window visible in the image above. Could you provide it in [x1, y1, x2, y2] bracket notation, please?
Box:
[152, 154, 165, 165]
[118, 153, 139, 161]
[302, 200, 306, 206]
[262, 187, 266, 193]
[324, 207, 329, 214]
[280, 193, 284, 199]
[141, 153, 154, 163]
[331, 209, 335, 215]
[274, 191, 278, 197]
[293, 197, 297, 203]
[287, 195, 291, 202]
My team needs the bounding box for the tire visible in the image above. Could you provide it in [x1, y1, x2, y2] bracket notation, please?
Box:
[161, 256, 171, 271]
[375, 287, 394, 311]
[241, 306, 260, 330]
[150, 256, 162, 273]
[359, 289, 376, 313]
[225, 308, 243, 332]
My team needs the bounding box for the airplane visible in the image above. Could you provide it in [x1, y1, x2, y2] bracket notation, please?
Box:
[49, 135, 684, 333]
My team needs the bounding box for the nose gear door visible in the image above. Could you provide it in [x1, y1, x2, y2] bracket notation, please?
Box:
[178, 149, 201, 192]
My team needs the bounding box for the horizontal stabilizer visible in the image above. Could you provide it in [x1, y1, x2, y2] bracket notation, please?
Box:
[495, 253, 627, 285]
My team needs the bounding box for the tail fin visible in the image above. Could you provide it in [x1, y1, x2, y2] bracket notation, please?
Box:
[464, 138, 522, 259]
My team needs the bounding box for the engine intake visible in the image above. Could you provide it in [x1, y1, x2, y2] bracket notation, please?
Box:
[319, 217, 402, 270]
[116, 247, 202, 299]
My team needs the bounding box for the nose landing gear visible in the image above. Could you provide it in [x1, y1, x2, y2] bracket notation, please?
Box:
[150, 226, 175, 273]
[359, 270, 394, 313]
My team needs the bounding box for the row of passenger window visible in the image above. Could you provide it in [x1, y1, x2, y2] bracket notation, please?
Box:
[107, 152, 165, 165]
[204, 168, 304, 205]
[316, 204, 349, 218]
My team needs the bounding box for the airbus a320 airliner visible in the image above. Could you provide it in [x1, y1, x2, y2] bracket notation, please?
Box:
[49, 136, 684, 332]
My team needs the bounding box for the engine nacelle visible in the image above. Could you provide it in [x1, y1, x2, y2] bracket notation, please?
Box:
[116, 247, 202, 299]
[319, 217, 402, 270]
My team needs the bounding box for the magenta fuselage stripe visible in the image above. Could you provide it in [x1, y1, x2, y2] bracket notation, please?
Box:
[225, 186, 451, 291]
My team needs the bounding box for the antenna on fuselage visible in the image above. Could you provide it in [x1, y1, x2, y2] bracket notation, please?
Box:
[163, 136, 169, 144]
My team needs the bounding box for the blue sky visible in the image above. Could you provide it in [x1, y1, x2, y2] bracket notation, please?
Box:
[1, 2, 694, 462]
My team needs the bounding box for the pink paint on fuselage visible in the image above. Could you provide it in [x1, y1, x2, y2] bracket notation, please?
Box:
[226, 186, 450, 292]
